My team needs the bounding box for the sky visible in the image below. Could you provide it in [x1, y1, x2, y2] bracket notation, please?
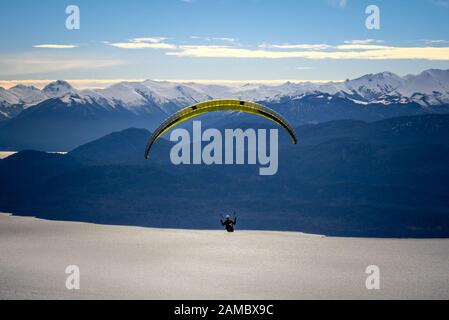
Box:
[1, 0, 449, 88]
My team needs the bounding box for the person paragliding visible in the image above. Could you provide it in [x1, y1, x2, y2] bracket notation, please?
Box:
[220, 213, 237, 233]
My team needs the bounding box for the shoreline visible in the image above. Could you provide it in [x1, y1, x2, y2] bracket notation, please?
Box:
[3, 212, 448, 241]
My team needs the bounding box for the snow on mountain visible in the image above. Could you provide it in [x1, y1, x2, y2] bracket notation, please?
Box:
[8, 85, 48, 104]
[195, 72, 410, 104]
[0, 86, 20, 105]
[185, 81, 320, 102]
[401, 69, 449, 95]
[183, 83, 233, 99]
[315, 82, 346, 96]
[140, 79, 211, 105]
[0, 87, 23, 120]
[288, 70, 449, 106]
[230, 82, 315, 101]
[80, 83, 148, 109]
[1, 69, 449, 121]
[231, 83, 287, 101]
[43, 80, 76, 98]
[75, 80, 212, 114]
[341, 71, 405, 100]
[399, 69, 449, 106]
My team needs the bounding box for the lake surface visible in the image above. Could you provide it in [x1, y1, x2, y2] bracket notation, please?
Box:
[1, 212, 448, 299]
[0, 151, 67, 159]
[0, 151, 16, 159]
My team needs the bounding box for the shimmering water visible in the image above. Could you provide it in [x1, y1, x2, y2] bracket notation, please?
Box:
[0, 151, 67, 159]
[0, 151, 16, 159]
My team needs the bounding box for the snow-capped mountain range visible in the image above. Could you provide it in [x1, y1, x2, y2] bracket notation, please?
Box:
[1, 69, 449, 121]
[1, 69, 449, 151]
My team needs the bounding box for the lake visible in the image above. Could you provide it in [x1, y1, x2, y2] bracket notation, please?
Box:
[0, 151, 67, 159]
[0, 151, 16, 159]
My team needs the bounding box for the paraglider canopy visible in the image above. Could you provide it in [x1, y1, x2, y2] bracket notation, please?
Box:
[144, 99, 298, 159]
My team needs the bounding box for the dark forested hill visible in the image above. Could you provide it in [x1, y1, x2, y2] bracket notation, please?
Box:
[1, 114, 448, 238]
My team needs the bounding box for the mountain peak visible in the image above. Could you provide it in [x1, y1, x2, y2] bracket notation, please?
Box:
[11, 84, 38, 90]
[44, 80, 73, 89]
[43, 80, 75, 98]
[357, 71, 401, 81]
[422, 68, 447, 74]
[8, 84, 47, 105]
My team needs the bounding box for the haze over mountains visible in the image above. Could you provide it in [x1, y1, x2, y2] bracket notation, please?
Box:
[1, 69, 449, 151]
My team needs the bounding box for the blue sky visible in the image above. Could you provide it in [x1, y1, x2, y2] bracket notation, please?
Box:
[1, 0, 449, 87]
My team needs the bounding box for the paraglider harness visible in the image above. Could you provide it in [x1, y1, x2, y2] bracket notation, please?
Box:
[220, 213, 237, 233]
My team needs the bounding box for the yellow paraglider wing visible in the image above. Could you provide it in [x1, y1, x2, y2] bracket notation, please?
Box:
[144, 99, 298, 159]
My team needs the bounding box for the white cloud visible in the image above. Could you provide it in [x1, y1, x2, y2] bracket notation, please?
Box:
[167, 44, 449, 61]
[336, 44, 390, 50]
[261, 40, 384, 51]
[344, 39, 384, 45]
[328, 0, 348, 8]
[260, 43, 332, 50]
[190, 36, 237, 43]
[110, 42, 177, 49]
[216, 37, 237, 43]
[429, 0, 449, 8]
[421, 39, 449, 44]
[109, 37, 177, 49]
[132, 37, 167, 43]
[33, 44, 78, 49]
[102, 37, 449, 62]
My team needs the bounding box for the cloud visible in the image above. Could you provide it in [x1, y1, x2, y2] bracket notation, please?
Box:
[33, 44, 78, 49]
[336, 44, 390, 50]
[327, 0, 348, 8]
[0, 54, 125, 76]
[101, 37, 449, 62]
[166, 44, 449, 61]
[109, 37, 177, 50]
[259, 43, 332, 50]
[344, 39, 384, 45]
[190, 36, 237, 43]
[214, 37, 237, 43]
[421, 39, 449, 44]
[110, 42, 176, 49]
[429, 0, 449, 8]
[132, 37, 167, 43]
[260, 40, 388, 51]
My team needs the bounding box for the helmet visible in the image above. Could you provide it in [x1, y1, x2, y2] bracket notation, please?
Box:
[225, 215, 231, 219]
